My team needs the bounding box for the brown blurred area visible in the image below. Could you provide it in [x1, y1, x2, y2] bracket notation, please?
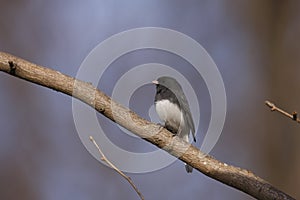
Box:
[0, 1, 300, 200]
[265, 1, 300, 194]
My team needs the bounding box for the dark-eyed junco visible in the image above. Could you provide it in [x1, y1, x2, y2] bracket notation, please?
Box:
[153, 76, 196, 173]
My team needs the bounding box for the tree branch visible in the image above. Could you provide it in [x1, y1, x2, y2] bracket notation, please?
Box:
[0, 52, 295, 200]
[265, 100, 300, 124]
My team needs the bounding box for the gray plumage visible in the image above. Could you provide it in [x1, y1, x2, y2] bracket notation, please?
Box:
[153, 76, 196, 173]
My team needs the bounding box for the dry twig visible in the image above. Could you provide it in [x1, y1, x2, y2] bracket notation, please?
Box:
[0, 52, 295, 200]
[89, 136, 144, 200]
[265, 100, 300, 123]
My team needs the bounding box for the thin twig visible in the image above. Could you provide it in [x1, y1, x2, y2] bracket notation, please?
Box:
[265, 100, 300, 123]
[89, 136, 145, 200]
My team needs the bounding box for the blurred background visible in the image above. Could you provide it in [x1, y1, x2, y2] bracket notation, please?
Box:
[1, 1, 300, 199]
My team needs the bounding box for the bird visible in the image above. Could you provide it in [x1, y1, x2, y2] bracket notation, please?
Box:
[152, 76, 196, 173]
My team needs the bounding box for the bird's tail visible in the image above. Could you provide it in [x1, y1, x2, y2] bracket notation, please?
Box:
[185, 163, 193, 173]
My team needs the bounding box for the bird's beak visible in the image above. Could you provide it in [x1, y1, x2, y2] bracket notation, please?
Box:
[152, 80, 159, 85]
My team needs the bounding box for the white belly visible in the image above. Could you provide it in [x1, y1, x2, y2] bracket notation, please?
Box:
[155, 100, 183, 129]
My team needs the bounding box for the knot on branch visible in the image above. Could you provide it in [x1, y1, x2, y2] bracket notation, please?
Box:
[8, 61, 16, 75]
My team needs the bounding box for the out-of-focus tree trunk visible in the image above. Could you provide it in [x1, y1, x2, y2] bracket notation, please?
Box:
[265, 1, 300, 198]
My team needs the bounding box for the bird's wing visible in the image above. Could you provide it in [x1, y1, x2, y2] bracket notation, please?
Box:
[185, 109, 196, 142]
[177, 91, 196, 142]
